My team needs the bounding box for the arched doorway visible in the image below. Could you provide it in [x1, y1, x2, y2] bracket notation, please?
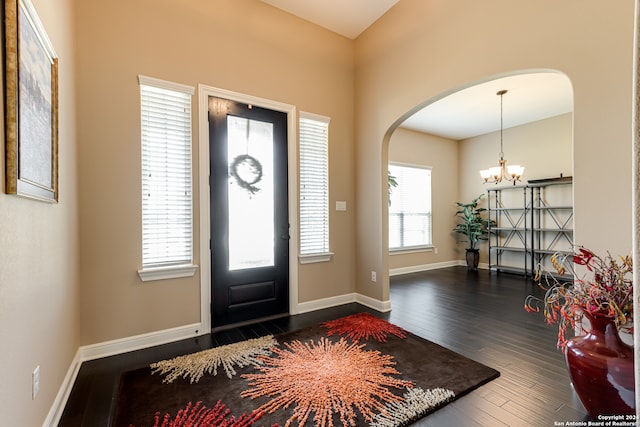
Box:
[384, 70, 573, 283]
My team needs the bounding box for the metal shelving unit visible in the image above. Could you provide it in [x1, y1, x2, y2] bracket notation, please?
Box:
[529, 177, 573, 278]
[487, 177, 573, 277]
[487, 185, 531, 276]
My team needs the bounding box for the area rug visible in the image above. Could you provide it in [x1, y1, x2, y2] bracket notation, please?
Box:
[112, 313, 499, 427]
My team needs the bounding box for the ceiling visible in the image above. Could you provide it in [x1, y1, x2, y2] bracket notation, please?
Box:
[260, 2, 574, 140]
[260, 0, 399, 39]
[401, 72, 574, 140]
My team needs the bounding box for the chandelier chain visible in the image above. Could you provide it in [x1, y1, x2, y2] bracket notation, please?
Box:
[498, 89, 505, 159]
[479, 89, 524, 185]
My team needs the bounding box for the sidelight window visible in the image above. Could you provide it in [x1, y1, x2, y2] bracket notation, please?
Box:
[138, 75, 196, 281]
[299, 112, 331, 263]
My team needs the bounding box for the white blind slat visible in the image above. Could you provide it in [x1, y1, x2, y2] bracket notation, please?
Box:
[299, 113, 330, 255]
[140, 78, 194, 268]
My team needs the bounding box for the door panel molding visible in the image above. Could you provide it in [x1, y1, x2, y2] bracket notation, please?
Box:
[198, 85, 299, 332]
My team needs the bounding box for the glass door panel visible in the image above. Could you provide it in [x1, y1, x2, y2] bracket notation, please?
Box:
[227, 116, 275, 271]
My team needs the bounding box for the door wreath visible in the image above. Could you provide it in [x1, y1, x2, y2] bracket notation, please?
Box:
[230, 154, 263, 195]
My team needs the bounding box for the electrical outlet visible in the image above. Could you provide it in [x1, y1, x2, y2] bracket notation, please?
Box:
[371, 271, 377, 282]
[434, 247, 438, 254]
[32, 366, 40, 399]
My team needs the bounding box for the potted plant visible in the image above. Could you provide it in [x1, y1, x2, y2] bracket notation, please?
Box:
[452, 194, 493, 270]
[525, 247, 634, 416]
[388, 170, 398, 206]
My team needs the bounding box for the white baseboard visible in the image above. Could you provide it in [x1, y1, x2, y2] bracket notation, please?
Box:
[389, 260, 461, 276]
[461, 261, 489, 270]
[296, 292, 392, 314]
[296, 293, 357, 313]
[80, 322, 203, 362]
[45, 323, 204, 426]
[43, 348, 82, 427]
[390, 260, 489, 276]
[355, 293, 391, 312]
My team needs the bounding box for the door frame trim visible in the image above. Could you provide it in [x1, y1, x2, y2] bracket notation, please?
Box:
[197, 84, 299, 332]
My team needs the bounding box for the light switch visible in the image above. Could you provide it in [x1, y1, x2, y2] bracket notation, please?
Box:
[336, 201, 347, 211]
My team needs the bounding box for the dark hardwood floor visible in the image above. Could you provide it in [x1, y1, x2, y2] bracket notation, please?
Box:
[58, 267, 590, 426]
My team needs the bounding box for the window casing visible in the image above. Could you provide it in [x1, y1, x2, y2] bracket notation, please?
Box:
[388, 163, 433, 251]
[299, 112, 331, 263]
[138, 75, 196, 281]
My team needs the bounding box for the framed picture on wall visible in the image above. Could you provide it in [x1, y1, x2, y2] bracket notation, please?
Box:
[4, 0, 59, 202]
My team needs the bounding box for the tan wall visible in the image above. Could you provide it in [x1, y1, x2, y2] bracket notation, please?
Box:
[354, 0, 633, 302]
[388, 128, 458, 271]
[0, 0, 79, 425]
[75, 0, 355, 344]
[460, 113, 573, 205]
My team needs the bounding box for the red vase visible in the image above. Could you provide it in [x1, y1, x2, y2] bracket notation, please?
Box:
[564, 312, 635, 416]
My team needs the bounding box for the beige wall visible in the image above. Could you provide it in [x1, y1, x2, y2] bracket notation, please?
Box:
[459, 113, 573, 206]
[354, 0, 633, 302]
[0, 0, 79, 425]
[388, 128, 458, 271]
[75, 0, 355, 344]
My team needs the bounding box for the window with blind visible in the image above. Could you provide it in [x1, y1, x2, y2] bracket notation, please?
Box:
[388, 163, 432, 250]
[299, 112, 331, 262]
[138, 75, 196, 281]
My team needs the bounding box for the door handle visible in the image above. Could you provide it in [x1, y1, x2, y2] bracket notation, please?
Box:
[281, 235, 290, 240]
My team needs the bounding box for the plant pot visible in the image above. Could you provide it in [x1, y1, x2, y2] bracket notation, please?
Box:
[564, 312, 635, 416]
[465, 249, 479, 270]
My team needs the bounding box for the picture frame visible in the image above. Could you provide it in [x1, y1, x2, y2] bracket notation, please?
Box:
[4, 0, 59, 202]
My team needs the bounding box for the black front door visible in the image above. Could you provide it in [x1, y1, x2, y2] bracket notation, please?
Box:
[209, 97, 289, 329]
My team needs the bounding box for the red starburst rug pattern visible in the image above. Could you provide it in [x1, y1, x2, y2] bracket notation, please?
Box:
[129, 401, 266, 427]
[115, 314, 501, 427]
[321, 313, 407, 343]
[241, 337, 413, 427]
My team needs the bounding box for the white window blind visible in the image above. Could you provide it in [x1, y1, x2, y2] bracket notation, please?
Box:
[388, 163, 432, 250]
[139, 75, 194, 269]
[299, 112, 330, 256]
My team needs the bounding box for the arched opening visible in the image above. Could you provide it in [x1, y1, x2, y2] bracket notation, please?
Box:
[383, 70, 574, 283]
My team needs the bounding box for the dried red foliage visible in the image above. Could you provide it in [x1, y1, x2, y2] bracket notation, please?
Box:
[525, 247, 633, 348]
[130, 401, 270, 427]
[321, 313, 407, 343]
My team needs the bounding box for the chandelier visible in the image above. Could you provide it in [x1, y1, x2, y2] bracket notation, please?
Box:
[480, 90, 524, 185]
